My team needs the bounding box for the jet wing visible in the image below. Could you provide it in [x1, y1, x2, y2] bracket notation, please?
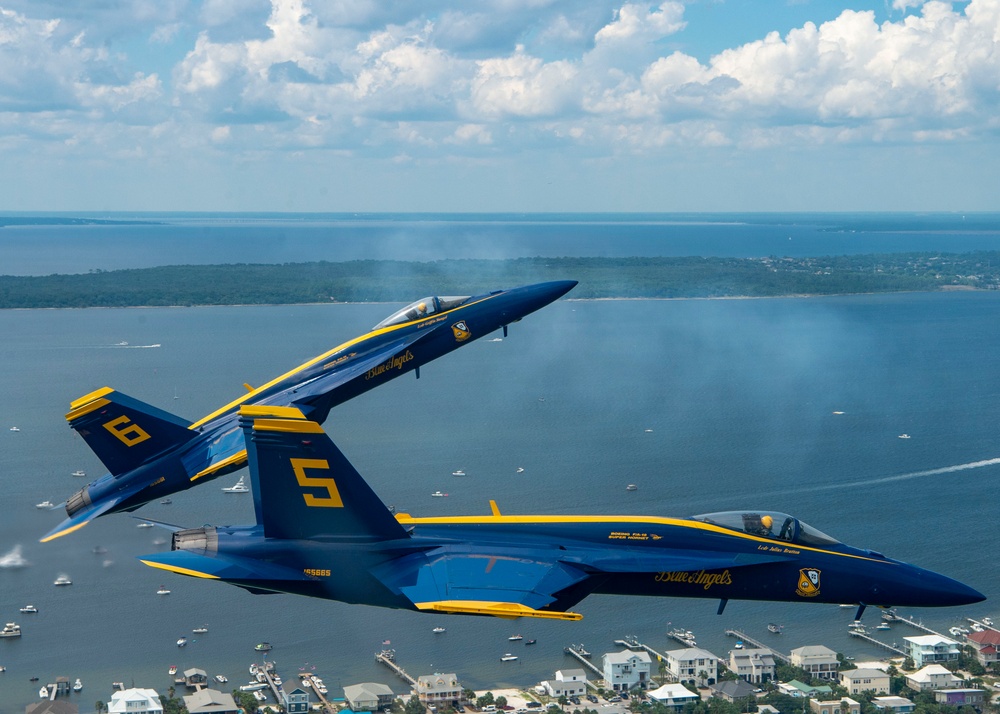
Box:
[375, 545, 791, 620]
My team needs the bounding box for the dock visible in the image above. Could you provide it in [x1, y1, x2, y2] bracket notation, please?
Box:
[259, 664, 285, 707]
[300, 674, 336, 714]
[847, 628, 907, 656]
[724, 630, 790, 664]
[376, 649, 416, 687]
[563, 644, 605, 686]
[889, 613, 943, 637]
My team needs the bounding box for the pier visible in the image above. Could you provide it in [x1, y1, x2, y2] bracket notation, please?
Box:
[301, 675, 336, 714]
[563, 645, 605, 686]
[724, 630, 790, 664]
[259, 664, 285, 707]
[888, 613, 943, 637]
[376, 649, 416, 687]
[847, 628, 906, 656]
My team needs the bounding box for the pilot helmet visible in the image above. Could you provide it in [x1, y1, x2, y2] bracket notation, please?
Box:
[760, 515, 773, 530]
[418, 302, 427, 313]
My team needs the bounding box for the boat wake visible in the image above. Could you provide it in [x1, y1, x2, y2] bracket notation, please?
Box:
[0, 544, 29, 568]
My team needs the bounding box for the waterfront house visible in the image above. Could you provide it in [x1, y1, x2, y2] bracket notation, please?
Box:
[789, 645, 840, 681]
[346, 682, 395, 711]
[283, 687, 311, 714]
[965, 630, 1000, 668]
[183, 667, 209, 689]
[904, 635, 960, 668]
[541, 669, 588, 698]
[729, 648, 776, 684]
[840, 668, 890, 695]
[182, 688, 239, 714]
[602, 650, 652, 692]
[904, 665, 963, 692]
[809, 697, 860, 714]
[647, 683, 700, 711]
[872, 695, 916, 713]
[664, 647, 718, 686]
[710, 679, 758, 703]
[933, 688, 985, 709]
[415, 673, 462, 706]
[107, 688, 164, 714]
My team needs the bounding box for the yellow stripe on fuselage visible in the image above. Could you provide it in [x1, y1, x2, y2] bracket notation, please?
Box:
[140, 559, 220, 580]
[189, 293, 499, 429]
[395, 513, 884, 563]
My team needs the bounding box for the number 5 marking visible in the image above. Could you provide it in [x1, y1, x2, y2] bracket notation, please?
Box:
[291, 458, 343, 508]
[104, 416, 151, 446]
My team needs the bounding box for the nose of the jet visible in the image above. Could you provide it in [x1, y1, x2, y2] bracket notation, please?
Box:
[499, 280, 577, 321]
[885, 565, 986, 607]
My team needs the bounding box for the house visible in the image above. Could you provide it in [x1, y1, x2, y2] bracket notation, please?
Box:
[107, 689, 164, 714]
[345, 682, 395, 711]
[602, 650, 652, 692]
[790, 646, 840, 681]
[415, 673, 462, 706]
[965, 630, 1000, 668]
[729, 649, 776, 684]
[664, 647, 719, 685]
[840, 668, 890, 695]
[904, 664, 963, 692]
[184, 668, 209, 689]
[933, 689, 985, 709]
[24, 702, 78, 714]
[809, 697, 860, 714]
[647, 683, 701, 711]
[541, 669, 588, 698]
[904, 635, 960, 668]
[710, 679, 758, 703]
[776, 680, 833, 698]
[283, 687, 311, 714]
[182, 688, 239, 714]
[872, 695, 915, 713]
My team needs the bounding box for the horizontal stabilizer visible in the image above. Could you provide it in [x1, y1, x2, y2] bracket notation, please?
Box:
[139, 549, 309, 586]
[66, 387, 196, 477]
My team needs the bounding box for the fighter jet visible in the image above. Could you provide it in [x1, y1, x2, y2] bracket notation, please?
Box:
[138, 405, 984, 620]
[42, 280, 577, 543]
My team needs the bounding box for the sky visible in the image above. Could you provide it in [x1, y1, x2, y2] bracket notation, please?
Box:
[0, 0, 998, 213]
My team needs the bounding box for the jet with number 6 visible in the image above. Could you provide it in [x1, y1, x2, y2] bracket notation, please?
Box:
[42, 280, 577, 543]
[137, 405, 984, 621]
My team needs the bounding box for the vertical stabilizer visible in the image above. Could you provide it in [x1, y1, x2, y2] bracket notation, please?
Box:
[66, 387, 196, 477]
[239, 406, 408, 542]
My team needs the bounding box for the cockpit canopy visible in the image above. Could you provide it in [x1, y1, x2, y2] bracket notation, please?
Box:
[374, 296, 471, 330]
[691, 511, 840, 547]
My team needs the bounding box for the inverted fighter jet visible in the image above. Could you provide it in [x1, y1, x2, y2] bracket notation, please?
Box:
[43, 280, 576, 542]
[139, 405, 984, 620]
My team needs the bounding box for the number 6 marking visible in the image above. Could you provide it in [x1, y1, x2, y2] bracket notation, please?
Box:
[291, 458, 343, 508]
[104, 416, 151, 446]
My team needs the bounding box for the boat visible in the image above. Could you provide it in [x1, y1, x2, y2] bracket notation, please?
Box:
[193, 625, 209, 633]
[0, 623, 22, 638]
[839, 604, 854, 608]
[19, 605, 38, 613]
[112, 682, 125, 691]
[431, 491, 447, 497]
[160, 498, 172, 505]
[10, 426, 19, 432]
[215, 674, 228, 683]
[136, 522, 154, 528]
[452, 470, 466, 476]
[525, 639, 537, 645]
[240, 682, 267, 691]
[876, 623, 891, 630]
[516, 467, 524, 473]
[53, 575, 72, 586]
[222, 475, 249, 493]
[35, 501, 53, 509]
[254, 642, 273, 652]
[500, 653, 518, 662]
[898, 434, 911, 439]
[432, 626, 446, 633]
[508, 634, 523, 641]
[625, 484, 637, 491]
[177, 637, 188, 647]
[39, 686, 48, 699]
[169, 665, 177, 676]
[984, 617, 995, 626]
[734, 641, 744, 649]
[157, 586, 171, 595]
[30, 676, 38, 682]
[768, 623, 782, 633]
[254, 691, 266, 702]
[92, 546, 107, 555]
[71, 470, 86, 477]
[73, 678, 83, 691]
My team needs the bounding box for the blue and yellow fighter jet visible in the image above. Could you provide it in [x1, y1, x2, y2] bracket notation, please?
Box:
[138, 405, 984, 621]
[43, 280, 577, 543]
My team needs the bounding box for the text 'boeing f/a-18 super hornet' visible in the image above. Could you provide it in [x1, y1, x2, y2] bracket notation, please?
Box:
[139, 406, 984, 621]
[42, 280, 577, 543]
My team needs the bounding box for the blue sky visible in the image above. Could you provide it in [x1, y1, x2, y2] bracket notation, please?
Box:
[0, 0, 996, 212]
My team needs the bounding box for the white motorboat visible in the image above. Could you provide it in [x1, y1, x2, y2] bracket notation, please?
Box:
[19, 605, 38, 613]
[508, 634, 523, 641]
[54, 575, 72, 586]
[433, 626, 446, 633]
[39, 686, 48, 699]
[71, 470, 86, 477]
[177, 637, 188, 647]
[500, 653, 519, 662]
[157, 586, 171, 595]
[73, 678, 83, 691]
[452, 470, 466, 476]
[193, 625, 208, 633]
[222, 475, 249, 493]
[431, 491, 447, 497]
[215, 674, 228, 683]
[35, 501, 54, 509]
[626, 484, 637, 491]
[0, 622, 22, 638]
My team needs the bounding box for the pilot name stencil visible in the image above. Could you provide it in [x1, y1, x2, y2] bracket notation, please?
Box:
[655, 569, 733, 590]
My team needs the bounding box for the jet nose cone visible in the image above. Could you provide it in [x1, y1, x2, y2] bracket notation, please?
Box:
[893, 567, 986, 608]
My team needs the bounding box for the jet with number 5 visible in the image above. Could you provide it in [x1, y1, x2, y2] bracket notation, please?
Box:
[42, 280, 577, 543]
[138, 405, 984, 621]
